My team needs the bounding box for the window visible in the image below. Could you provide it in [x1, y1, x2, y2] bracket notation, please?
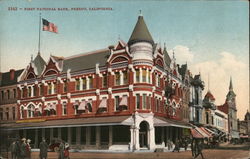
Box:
[27, 105, 35, 118]
[142, 94, 147, 109]
[82, 78, 87, 90]
[53, 83, 57, 94]
[62, 102, 67, 115]
[63, 81, 67, 93]
[5, 108, 9, 120]
[115, 72, 120, 86]
[39, 85, 44, 96]
[1, 91, 4, 99]
[80, 127, 86, 145]
[33, 86, 36, 97]
[7, 90, 10, 99]
[74, 100, 79, 115]
[195, 90, 199, 105]
[0, 108, 3, 120]
[12, 107, 15, 120]
[206, 112, 209, 124]
[123, 71, 128, 85]
[115, 96, 119, 111]
[48, 83, 52, 95]
[75, 79, 80, 91]
[102, 74, 107, 88]
[28, 87, 32, 97]
[13, 89, 16, 98]
[142, 69, 147, 82]
[155, 98, 158, 112]
[135, 69, 140, 82]
[136, 94, 140, 109]
[20, 107, 24, 119]
[148, 71, 151, 83]
[90, 127, 96, 145]
[158, 76, 161, 87]
[148, 96, 151, 110]
[87, 101, 92, 112]
[89, 77, 93, 89]
[22, 88, 25, 98]
[156, 75, 159, 87]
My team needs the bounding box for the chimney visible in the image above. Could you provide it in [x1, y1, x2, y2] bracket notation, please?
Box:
[10, 69, 15, 80]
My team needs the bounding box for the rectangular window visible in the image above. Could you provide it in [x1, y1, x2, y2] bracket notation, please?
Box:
[123, 71, 128, 85]
[7, 90, 10, 99]
[12, 107, 15, 120]
[39, 85, 44, 96]
[148, 71, 151, 83]
[74, 100, 79, 115]
[71, 127, 76, 144]
[135, 70, 140, 83]
[82, 78, 87, 90]
[155, 98, 158, 112]
[158, 76, 161, 87]
[33, 86, 36, 97]
[75, 79, 80, 91]
[13, 89, 16, 98]
[1, 91, 4, 99]
[89, 77, 93, 89]
[0, 109, 3, 120]
[62, 102, 67, 115]
[63, 81, 67, 93]
[28, 87, 31, 97]
[102, 74, 107, 88]
[80, 127, 86, 145]
[53, 83, 57, 94]
[115, 72, 120, 86]
[115, 96, 119, 111]
[48, 83, 52, 95]
[142, 69, 147, 82]
[6, 108, 9, 120]
[148, 96, 151, 110]
[142, 94, 147, 109]
[136, 94, 140, 109]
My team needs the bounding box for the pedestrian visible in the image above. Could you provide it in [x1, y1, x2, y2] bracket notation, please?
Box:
[19, 138, 27, 159]
[194, 139, 205, 159]
[172, 139, 180, 152]
[64, 143, 70, 159]
[183, 137, 188, 151]
[10, 141, 17, 159]
[39, 138, 48, 159]
[15, 139, 21, 159]
[26, 139, 31, 159]
[58, 140, 65, 159]
[167, 140, 173, 151]
[191, 138, 195, 157]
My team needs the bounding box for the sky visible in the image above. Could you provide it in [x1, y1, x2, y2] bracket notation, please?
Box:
[0, 0, 249, 120]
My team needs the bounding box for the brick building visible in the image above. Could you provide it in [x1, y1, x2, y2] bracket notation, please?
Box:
[1, 15, 192, 151]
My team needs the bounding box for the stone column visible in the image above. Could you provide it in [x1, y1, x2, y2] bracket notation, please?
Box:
[130, 126, 134, 150]
[96, 126, 100, 149]
[161, 127, 164, 144]
[108, 126, 113, 147]
[135, 127, 140, 150]
[68, 127, 71, 144]
[148, 125, 155, 150]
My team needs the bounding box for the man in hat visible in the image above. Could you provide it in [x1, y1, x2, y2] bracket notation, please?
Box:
[39, 138, 48, 159]
[58, 140, 65, 159]
[10, 141, 17, 159]
[26, 139, 31, 159]
[19, 138, 27, 159]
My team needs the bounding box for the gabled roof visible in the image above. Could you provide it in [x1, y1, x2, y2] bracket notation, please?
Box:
[0, 69, 24, 87]
[128, 15, 154, 46]
[62, 49, 110, 73]
[164, 47, 171, 67]
[217, 103, 229, 114]
[33, 53, 46, 76]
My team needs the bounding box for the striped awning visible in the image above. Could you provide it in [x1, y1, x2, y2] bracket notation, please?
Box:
[99, 98, 107, 108]
[191, 128, 203, 138]
[119, 96, 128, 107]
[78, 101, 86, 110]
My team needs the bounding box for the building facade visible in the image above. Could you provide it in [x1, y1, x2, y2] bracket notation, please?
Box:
[1, 15, 192, 151]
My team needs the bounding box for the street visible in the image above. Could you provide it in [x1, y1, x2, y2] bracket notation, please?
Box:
[25, 149, 249, 159]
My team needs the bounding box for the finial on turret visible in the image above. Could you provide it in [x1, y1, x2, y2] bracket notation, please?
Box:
[139, 10, 142, 17]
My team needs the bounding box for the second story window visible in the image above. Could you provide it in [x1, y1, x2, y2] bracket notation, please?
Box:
[13, 89, 16, 98]
[142, 69, 147, 82]
[28, 87, 32, 97]
[62, 102, 67, 115]
[75, 79, 80, 91]
[39, 85, 44, 96]
[82, 78, 87, 90]
[33, 85, 37, 97]
[12, 107, 15, 120]
[7, 90, 10, 99]
[63, 81, 68, 93]
[102, 74, 107, 88]
[27, 105, 35, 118]
[53, 82, 57, 94]
[115, 72, 120, 86]
[5, 108, 9, 120]
[142, 94, 147, 109]
[114, 96, 119, 111]
[1, 91, 4, 100]
[0, 108, 3, 120]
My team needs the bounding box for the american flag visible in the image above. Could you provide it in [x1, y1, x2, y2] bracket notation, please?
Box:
[42, 18, 58, 33]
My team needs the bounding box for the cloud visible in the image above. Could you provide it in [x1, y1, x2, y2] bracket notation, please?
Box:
[189, 51, 249, 120]
[169, 45, 194, 64]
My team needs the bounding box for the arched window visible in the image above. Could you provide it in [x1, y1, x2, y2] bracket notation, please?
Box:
[20, 107, 25, 119]
[27, 105, 35, 118]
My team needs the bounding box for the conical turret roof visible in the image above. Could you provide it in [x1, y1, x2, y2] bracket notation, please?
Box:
[128, 15, 154, 46]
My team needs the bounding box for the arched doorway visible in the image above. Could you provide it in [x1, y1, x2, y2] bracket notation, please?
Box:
[139, 121, 149, 148]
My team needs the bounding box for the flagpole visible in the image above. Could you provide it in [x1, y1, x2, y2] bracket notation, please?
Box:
[38, 13, 41, 55]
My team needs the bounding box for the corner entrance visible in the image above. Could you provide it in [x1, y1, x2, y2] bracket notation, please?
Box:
[139, 121, 149, 148]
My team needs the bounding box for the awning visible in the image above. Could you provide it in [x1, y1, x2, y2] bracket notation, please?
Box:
[50, 103, 56, 110]
[200, 127, 213, 138]
[204, 127, 216, 135]
[78, 101, 86, 110]
[196, 127, 211, 138]
[35, 107, 42, 113]
[44, 104, 50, 111]
[98, 98, 107, 108]
[119, 96, 128, 107]
[1, 115, 132, 130]
[240, 135, 249, 139]
[154, 116, 192, 129]
[191, 128, 204, 138]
